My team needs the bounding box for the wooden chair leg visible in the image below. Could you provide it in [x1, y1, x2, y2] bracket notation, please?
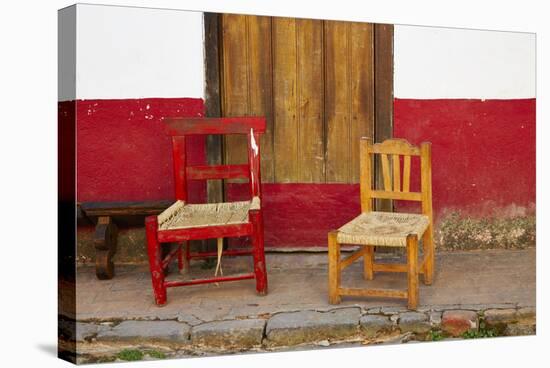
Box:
[145, 216, 167, 306]
[250, 210, 268, 295]
[179, 241, 190, 275]
[177, 244, 183, 271]
[406, 234, 419, 310]
[328, 231, 341, 304]
[422, 227, 435, 285]
[363, 245, 374, 280]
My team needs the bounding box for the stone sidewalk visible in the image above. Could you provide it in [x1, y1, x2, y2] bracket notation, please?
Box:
[68, 248, 536, 362]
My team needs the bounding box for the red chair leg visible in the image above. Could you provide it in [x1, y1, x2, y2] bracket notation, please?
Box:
[145, 216, 167, 306]
[250, 210, 268, 295]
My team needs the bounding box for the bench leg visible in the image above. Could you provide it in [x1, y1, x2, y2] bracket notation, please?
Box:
[94, 216, 117, 280]
[146, 216, 166, 306]
[363, 245, 374, 280]
[250, 210, 268, 295]
[406, 234, 419, 310]
[328, 231, 341, 304]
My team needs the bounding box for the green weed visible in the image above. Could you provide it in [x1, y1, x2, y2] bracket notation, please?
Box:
[116, 349, 144, 361]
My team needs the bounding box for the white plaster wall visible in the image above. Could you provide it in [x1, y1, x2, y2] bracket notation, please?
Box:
[394, 25, 535, 99]
[75, 4, 204, 100]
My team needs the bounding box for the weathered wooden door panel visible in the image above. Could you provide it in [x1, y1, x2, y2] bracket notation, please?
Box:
[221, 14, 246, 172]
[273, 18, 324, 183]
[220, 15, 378, 184]
[221, 15, 274, 182]
[271, 17, 298, 182]
[325, 21, 374, 183]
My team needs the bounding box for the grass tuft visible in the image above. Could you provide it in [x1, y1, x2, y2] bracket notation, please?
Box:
[429, 330, 444, 341]
[146, 350, 167, 359]
[462, 322, 498, 339]
[116, 349, 144, 361]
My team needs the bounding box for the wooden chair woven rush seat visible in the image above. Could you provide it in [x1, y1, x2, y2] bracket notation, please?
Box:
[328, 138, 434, 309]
[145, 117, 268, 306]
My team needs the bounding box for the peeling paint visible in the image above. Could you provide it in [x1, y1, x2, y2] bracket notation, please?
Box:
[250, 128, 258, 156]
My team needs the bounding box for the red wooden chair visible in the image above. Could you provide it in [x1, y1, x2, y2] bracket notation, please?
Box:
[145, 117, 268, 306]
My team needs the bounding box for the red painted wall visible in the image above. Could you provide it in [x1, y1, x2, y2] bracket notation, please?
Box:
[227, 183, 361, 248]
[393, 98, 536, 219]
[76, 98, 206, 203]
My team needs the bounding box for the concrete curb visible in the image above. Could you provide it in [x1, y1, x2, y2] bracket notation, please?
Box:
[62, 303, 536, 363]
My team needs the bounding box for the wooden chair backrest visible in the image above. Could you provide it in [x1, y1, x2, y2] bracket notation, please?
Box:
[360, 138, 433, 220]
[163, 117, 266, 202]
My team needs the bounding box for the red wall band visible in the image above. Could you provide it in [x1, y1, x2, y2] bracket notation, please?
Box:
[72, 97, 536, 247]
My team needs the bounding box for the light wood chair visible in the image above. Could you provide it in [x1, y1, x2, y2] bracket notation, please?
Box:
[328, 138, 434, 309]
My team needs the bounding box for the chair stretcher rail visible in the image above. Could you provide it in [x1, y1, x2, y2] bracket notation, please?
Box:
[338, 287, 408, 299]
[188, 249, 252, 259]
[164, 273, 255, 288]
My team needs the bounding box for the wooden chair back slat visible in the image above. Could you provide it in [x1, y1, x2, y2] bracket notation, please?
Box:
[402, 155, 411, 192]
[370, 139, 421, 156]
[359, 139, 373, 212]
[392, 154, 401, 192]
[380, 154, 392, 191]
[370, 190, 422, 201]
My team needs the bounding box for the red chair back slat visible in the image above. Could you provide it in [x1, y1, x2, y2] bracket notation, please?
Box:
[164, 117, 266, 136]
[186, 164, 250, 180]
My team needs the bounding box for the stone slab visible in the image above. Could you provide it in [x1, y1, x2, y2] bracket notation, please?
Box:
[191, 319, 265, 348]
[441, 310, 478, 337]
[76, 322, 111, 342]
[483, 309, 518, 326]
[359, 315, 394, 338]
[398, 312, 431, 333]
[265, 308, 360, 346]
[96, 321, 190, 345]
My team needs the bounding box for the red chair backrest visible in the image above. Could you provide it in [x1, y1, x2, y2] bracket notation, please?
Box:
[163, 117, 266, 202]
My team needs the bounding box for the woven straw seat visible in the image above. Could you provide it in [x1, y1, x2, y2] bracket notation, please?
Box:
[337, 211, 429, 247]
[158, 197, 261, 231]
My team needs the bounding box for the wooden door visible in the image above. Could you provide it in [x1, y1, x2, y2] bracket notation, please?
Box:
[219, 14, 379, 184]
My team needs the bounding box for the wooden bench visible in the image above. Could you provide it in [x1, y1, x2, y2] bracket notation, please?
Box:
[78, 201, 172, 279]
